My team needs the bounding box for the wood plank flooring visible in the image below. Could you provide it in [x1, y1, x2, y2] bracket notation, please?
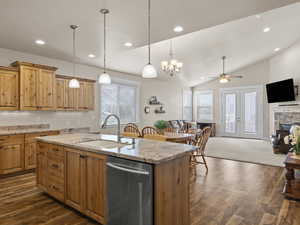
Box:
[1, 157, 300, 225]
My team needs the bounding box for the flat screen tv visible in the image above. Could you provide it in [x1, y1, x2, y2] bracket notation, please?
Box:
[266, 78, 295, 103]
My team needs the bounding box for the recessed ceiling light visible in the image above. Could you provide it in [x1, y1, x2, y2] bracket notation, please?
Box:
[88, 54, 96, 58]
[124, 42, 133, 47]
[263, 27, 271, 33]
[274, 48, 280, 52]
[173, 26, 183, 33]
[35, 40, 45, 45]
[255, 15, 261, 19]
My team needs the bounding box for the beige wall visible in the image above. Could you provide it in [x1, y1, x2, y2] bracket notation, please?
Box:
[193, 60, 270, 138]
[0, 48, 188, 130]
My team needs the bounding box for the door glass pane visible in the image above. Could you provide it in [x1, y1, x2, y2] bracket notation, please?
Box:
[244, 92, 257, 133]
[225, 94, 236, 133]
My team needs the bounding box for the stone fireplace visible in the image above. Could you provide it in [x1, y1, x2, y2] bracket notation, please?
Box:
[274, 112, 300, 131]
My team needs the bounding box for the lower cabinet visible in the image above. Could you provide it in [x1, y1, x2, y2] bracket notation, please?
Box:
[37, 144, 107, 224]
[0, 144, 24, 174]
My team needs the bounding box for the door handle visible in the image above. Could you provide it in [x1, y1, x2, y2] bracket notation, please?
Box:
[106, 162, 150, 175]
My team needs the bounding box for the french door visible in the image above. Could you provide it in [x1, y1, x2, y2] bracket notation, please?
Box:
[220, 86, 263, 139]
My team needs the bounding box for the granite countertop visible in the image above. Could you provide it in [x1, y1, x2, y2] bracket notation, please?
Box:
[37, 133, 196, 164]
[0, 126, 90, 136]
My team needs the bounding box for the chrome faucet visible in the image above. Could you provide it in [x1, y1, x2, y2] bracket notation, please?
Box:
[101, 114, 121, 143]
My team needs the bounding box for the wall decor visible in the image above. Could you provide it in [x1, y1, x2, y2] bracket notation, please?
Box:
[155, 105, 166, 114]
[149, 96, 161, 105]
[144, 106, 150, 114]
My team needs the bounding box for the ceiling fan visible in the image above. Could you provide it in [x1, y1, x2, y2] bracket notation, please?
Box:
[209, 56, 243, 83]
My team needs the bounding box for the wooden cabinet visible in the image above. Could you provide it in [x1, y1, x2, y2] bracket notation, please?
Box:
[36, 146, 107, 224]
[56, 75, 95, 111]
[24, 131, 59, 170]
[12, 61, 57, 111]
[0, 134, 25, 175]
[56, 78, 65, 110]
[0, 67, 19, 110]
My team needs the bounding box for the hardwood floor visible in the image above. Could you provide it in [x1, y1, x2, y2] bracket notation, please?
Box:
[1, 157, 300, 225]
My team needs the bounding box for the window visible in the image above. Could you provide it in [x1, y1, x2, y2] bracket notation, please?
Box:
[101, 80, 139, 125]
[182, 89, 193, 120]
[196, 90, 213, 121]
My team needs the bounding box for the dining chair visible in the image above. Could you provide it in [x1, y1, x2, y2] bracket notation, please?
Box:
[190, 127, 212, 172]
[123, 124, 141, 138]
[142, 126, 167, 141]
[141, 126, 158, 136]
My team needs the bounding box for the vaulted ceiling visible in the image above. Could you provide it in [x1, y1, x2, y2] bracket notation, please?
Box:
[0, 0, 300, 86]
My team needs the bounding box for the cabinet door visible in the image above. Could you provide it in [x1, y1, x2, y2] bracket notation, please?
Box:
[37, 69, 56, 109]
[56, 78, 65, 110]
[0, 144, 24, 174]
[86, 82, 95, 110]
[36, 143, 48, 191]
[64, 80, 77, 110]
[65, 148, 85, 211]
[78, 82, 86, 110]
[25, 142, 36, 170]
[20, 66, 38, 109]
[84, 153, 106, 223]
[0, 70, 19, 109]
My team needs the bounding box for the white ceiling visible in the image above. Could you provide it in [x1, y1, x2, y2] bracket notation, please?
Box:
[0, 0, 300, 86]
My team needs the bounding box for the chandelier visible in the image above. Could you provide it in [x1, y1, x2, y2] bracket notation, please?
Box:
[161, 40, 183, 76]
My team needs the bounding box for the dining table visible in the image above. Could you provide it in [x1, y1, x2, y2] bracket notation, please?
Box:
[122, 131, 196, 144]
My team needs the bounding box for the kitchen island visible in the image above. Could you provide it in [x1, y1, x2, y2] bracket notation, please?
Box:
[36, 133, 196, 225]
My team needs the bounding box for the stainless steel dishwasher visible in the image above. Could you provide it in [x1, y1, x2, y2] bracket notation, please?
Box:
[106, 156, 153, 225]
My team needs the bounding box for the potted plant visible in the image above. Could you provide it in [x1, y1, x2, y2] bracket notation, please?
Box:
[284, 125, 300, 155]
[154, 120, 168, 134]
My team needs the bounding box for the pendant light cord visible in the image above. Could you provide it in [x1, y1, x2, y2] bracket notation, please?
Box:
[222, 56, 225, 74]
[148, 0, 151, 64]
[169, 40, 173, 58]
[103, 12, 107, 73]
[73, 27, 76, 77]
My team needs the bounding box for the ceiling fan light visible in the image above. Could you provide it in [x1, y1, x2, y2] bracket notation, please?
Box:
[69, 79, 80, 88]
[142, 63, 157, 78]
[219, 77, 229, 83]
[98, 72, 111, 84]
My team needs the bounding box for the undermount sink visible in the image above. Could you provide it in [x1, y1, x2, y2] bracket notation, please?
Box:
[78, 139, 129, 149]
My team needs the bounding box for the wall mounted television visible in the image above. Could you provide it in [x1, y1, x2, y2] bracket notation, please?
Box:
[266, 78, 296, 103]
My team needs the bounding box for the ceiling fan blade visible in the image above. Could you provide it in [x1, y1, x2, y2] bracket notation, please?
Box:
[230, 75, 243, 78]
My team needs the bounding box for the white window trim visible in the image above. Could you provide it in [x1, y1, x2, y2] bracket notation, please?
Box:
[100, 77, 140, 125]
[182, 88, 193, 121]
[195, 90, 214, 123]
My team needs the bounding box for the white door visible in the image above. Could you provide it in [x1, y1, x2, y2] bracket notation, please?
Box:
[221, 86, 263, 139]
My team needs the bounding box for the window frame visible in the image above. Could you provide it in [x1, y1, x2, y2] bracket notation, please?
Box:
[195, 90, 214, 122]
[182, 88, 193, 121]
[100, 78, 140, 125]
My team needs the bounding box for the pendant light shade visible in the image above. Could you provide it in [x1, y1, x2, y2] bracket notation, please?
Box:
[142, 0, 157, 78]
[69, 78, 80, 88]
[98, 72, 111, 84]
[69, 25, 80, 88]
[142, 63, 157, 78]
[99, 9, 111, 84]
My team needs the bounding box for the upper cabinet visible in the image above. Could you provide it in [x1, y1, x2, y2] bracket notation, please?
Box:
[12, 61, 57, 111]
[56, 75, 95, 111]
[0, 66, 19, 110]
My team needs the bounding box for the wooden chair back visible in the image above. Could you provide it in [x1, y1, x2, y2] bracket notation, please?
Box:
[141, 126, 158, 137]
[123, 124, 141, 137]
[195, 127, 212, 153]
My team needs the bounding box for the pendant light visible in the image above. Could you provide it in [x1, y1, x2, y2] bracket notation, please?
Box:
[69, 25, 80, 88]
[98, 9, 111, 84]
[142, 0, 157, 78]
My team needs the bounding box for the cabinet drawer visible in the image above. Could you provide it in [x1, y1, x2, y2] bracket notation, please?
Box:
[48, 159, 64, 178]
[25, 131, 59, 143]
[0, 134, 24, 146]
[47, 176, 64, 202]
[47, 145, 64, 161]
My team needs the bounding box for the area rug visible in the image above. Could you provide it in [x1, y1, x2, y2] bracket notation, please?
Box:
[205, 137, 286, 167]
